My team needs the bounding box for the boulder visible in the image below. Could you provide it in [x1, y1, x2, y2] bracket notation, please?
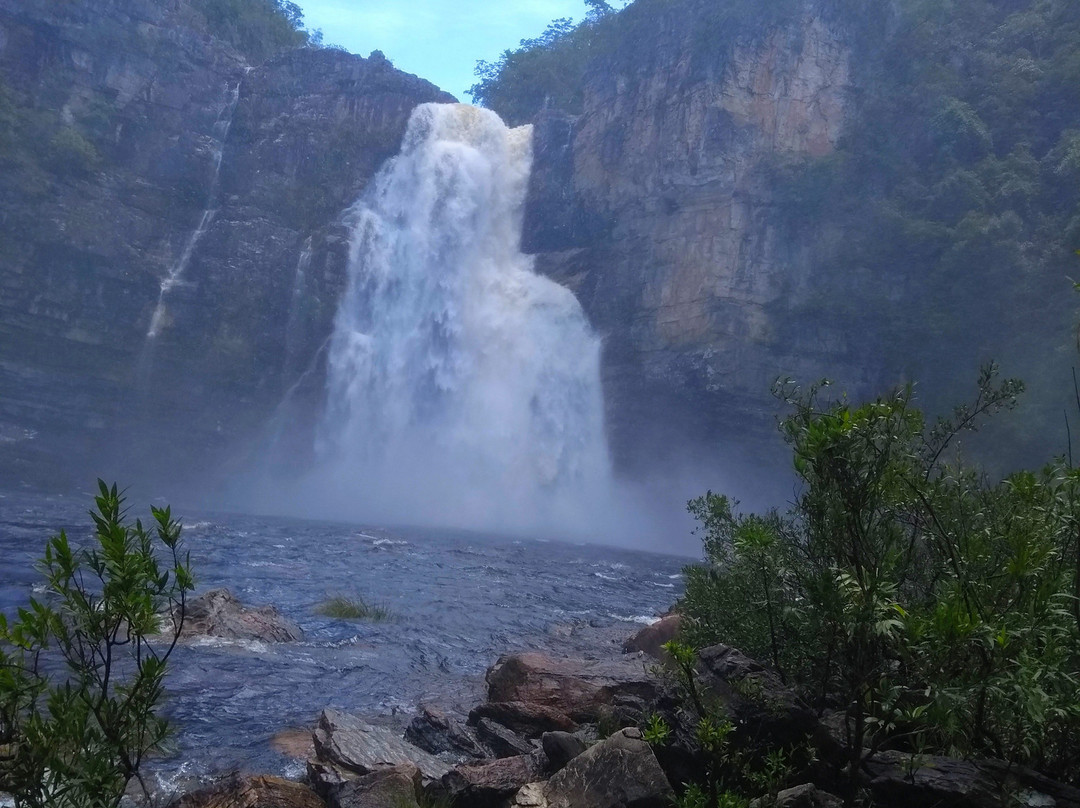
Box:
[695, 645, 816, 750]
[622, 613, 682, 659]
[178, 589, 304, 643]
[864, 751, 1080, 808]
[168, 773, 325, 808]
[474, 717, 535, 758]
[405, 704, 487, 761]
[332, 764, 421, 808]
[541, 731, 588, 771]
[313, 709, 451, 782]
[750, 784, 842, 808]
[469, 701, 577, 737]
[438, 754, 546, 808]
[485, 653, 659, 723]
[540, 728, 674, 808]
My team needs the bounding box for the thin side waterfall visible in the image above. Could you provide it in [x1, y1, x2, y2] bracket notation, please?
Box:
[282, 236, 314, 379]
[312, 103, 612, 531]
[145, 80, 241, 340]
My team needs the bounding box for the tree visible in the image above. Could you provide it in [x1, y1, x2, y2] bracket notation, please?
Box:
[0, 482, 193, 807]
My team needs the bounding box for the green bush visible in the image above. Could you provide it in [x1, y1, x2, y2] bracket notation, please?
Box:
[680, 366, 1080, 789]
[0, 482, 194, 808]
[193, 0, 309, 63]
[316, 596, 394, 622]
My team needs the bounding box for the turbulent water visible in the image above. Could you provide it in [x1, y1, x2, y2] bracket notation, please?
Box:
[0, 490, 685, 794]
[315, 103, 611, 531]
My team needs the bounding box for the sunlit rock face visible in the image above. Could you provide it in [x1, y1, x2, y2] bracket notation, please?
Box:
[523, 1, 861, 474]
[0, 0, 451, 489]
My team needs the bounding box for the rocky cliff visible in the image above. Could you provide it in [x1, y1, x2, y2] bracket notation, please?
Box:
[0, 0, 451, 489]
[522, 0, 1079, 478]
[523, 1, 860, 475]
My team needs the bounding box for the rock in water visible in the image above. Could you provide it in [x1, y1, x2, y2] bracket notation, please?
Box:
[539, 728, 673, 808]
[178, 588, 304, 643]
[622, 613, 682, 659]
[168, 773, 324, 808]
[485, 652, 659, 722]
[312, 709, 450, 782]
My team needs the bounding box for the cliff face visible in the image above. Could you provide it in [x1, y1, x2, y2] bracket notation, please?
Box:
[524, 1, 865, 472]
[0, 0, 451, 488]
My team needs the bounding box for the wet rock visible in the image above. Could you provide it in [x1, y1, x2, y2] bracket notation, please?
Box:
[622, 613, 682, 659]
[541, 731, 587, 771]
[474, 717, 535, 759]
[438, 753, 546, 808]
[405, 704, 487, 761]
[485, 653, 659, 723]
[178, 588, 304, 643]
[168, 773, 325, 808]
[313, 709, 450, 782]
[333, 764, 421, 808]
[750, 784, 842, 808]
[272, 727, 316, 760]
[540, 727, 673, 808]
[469, 701, 577, 737]
[864, 751, 1080, 808]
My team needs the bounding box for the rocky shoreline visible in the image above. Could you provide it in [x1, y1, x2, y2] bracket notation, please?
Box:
[164, 591, 1080, 808]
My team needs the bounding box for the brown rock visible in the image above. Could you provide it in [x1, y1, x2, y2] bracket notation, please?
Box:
[169, 773, 324, 808]
[178, 589, 303, 643]
[622, 613, 682, 659]
[485, 653, 659, 723]
[438, 754, 546, 808]
[272, 727, 316, 760]
[468, 701, 577, 737]
[333, 764, 421, 808]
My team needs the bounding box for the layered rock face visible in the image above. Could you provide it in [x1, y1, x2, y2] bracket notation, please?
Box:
[0, 0, 451, 489]
[524, 0, 865, 474]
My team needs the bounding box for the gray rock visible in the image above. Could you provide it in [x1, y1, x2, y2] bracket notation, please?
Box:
[750, 784, 842, 808]
[474, 717, 536, 759]
[864, 751, 1080, 808]
[178, 588, 303, 643]
[540, 727, 674, 808]
[405, 704, 487, 761]
[313, 709, 450, 782]
[541, 731, 587, 771]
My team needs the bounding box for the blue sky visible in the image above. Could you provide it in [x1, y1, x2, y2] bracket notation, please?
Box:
[297, 0, 587, 100]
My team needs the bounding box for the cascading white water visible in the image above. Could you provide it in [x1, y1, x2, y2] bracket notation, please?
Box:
[315, 103, 612, 530]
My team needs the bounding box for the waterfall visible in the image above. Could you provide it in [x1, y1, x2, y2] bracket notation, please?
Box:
[314, 103, 611, 530]
[146, 80, 241, 339]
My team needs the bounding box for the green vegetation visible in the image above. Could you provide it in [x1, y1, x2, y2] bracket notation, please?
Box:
[679, 365, 1080, 798]
[0, 482, 194, 808]
[316, 595, 394, 622]
[192, 0, 313, 62]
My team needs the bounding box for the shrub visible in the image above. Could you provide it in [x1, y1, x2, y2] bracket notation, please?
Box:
[316, 596, 394, 622]
[0, 482, 193, 807]
[681, 366, 1080, 789]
